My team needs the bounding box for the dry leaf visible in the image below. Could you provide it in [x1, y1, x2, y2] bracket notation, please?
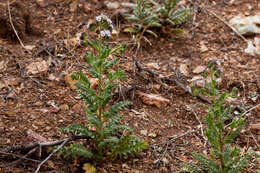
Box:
[24, 45, 36, 50]
[26, 59, 49, 75]
[200, 41, 208, 52]
[82, 163, 96, 173]
[70, 0, 79, 12]
[64, 73, 78, 90]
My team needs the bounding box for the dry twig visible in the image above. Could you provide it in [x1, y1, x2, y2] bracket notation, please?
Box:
[132, 55, 212, 104]
[153, 130, 195, 146]
[152, 130, 195, 167]
[7, 0, 26, 49]
[187, 0, 248, 43]
[187, 105, 207, 146]
[0, 150, 40, 164]
[34, 138, 70, 173]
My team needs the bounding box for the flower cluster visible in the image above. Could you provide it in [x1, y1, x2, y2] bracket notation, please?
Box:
[86, 14, 114, 30]
[95, 14, 113, 28]
[86, 14, 114, 39]
[100, 30, 111, 38]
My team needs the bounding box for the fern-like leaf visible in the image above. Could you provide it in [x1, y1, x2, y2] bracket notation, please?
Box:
[104, 101, 132, 118]
[169, 8, 191, 25]
[62, 124, 95, 138]
[71, 143, 93, 158]
[193, 153, 221, 173]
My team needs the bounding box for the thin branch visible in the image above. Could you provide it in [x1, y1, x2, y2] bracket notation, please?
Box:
[192, 1, 248, 43]
[153, 130, 195, 146]
[133, 55, 211, 104]
[250, 131, 259, 149]
[152, 130, 195, 167]
[34, 138, 70, 173]
[7, 0, 26, 49]
[188, 105, 207, 146]
[225, 103, 260, 129]
[241, 103, 260, 117]
[0, 150, 41, 164]
[131, 48, 139, 99]
[4, 135, 89, 153]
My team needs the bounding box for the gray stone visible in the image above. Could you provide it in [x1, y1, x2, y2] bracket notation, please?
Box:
[229, 15, 260, 36]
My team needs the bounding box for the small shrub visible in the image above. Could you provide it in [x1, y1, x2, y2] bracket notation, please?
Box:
[61, 14, 148, 162]
[125, 0, 161, 47]
[125, 0, 191, 45]
[150, 0, 191, 34]
[184, 61, 254, 173]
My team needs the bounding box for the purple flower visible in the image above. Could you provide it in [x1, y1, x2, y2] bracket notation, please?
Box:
[100, 30, 111, 38]
[96, 15, 102, 22]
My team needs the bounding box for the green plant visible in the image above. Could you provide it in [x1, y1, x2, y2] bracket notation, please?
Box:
[61, 14, 148, 161]
[150, 0, 191, 34]
[125, 0, 161, 46]
[125, 0, 191, 45]
[184, 61, 254, 173]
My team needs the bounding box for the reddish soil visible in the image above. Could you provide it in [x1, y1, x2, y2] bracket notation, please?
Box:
[0, 0, 259, 172]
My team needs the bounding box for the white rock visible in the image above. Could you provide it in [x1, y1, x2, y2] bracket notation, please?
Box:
[121, 2, 137, 8]
[254, 37, 260, 55]
[140, 130, 148, 136]
[229, 15, 260, 35]
[105, 2, 120, 9]
[245, 41, 255, 55]
[245, 37, 260, 55]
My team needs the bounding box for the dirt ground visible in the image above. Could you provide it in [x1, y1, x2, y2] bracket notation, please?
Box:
[0, 0, 259, 172]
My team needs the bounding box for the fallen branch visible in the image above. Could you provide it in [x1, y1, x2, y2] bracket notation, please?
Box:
[187, 105, 207, 146]
[34, 138, 70, 173]
[152, 130, 195, 167]
[188, 0, 248, 43]
[3, 135, 90, 172]
[202, 6, 248, 43]
[4, 134, 89, 153]
[153, 130, 195, 146]
[0, 150, 41, 164]
[7, 0, 26, 49]
[133, 55, 211, 104]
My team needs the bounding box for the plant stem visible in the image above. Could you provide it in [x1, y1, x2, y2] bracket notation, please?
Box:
[219, 129, 225, 170]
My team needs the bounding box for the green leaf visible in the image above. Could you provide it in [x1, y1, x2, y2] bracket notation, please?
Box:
[71, 72, 79, 80]
[71, 143, 93, 158]
[193, 153, 221, 173]
[124, 27, 137, 33]
[225, 118, 245, 143]
[76, 83, 96, 97]
[171, 28, 185, 34]
[79, 71, 90, 87]
[148, 22, 162, 27]
[62, 124, 95, 138]
[183, 163, 202, 173]
[104, 101, 132, 118]
[125, 15, 139, 23]
[170, 8, 191, 25]
[146, 30, 158, 37]
[86, 113, 102, 129]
